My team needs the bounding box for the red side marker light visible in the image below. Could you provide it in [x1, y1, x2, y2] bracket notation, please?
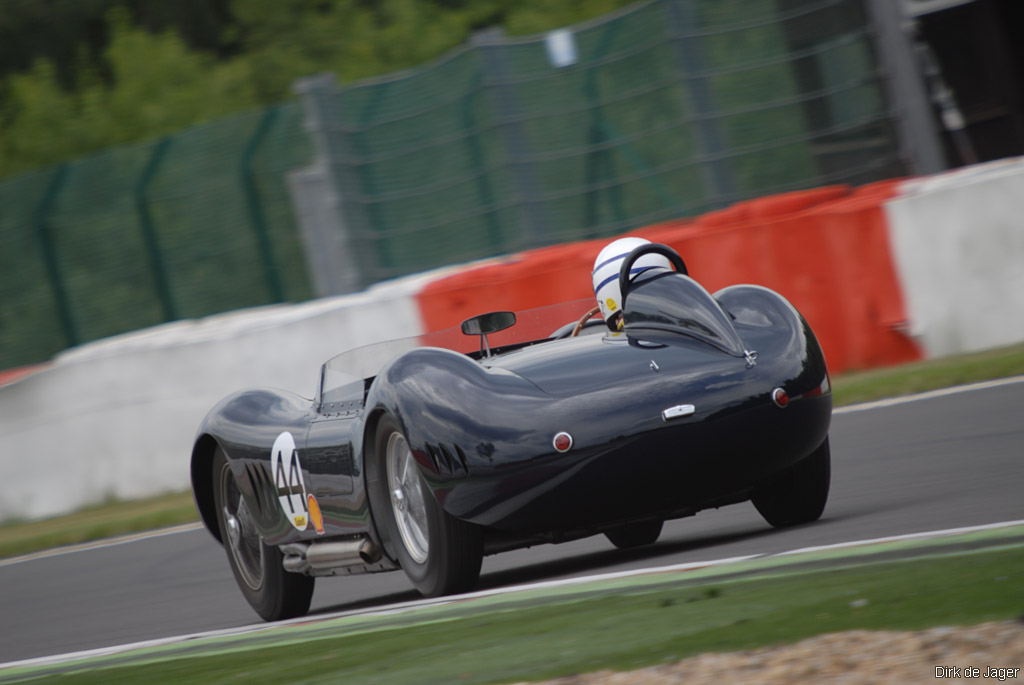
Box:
[553, 432, 573, 453]
[772, 388, 789, 408]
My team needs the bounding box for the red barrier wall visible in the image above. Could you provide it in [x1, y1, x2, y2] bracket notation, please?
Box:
[416, 183, 922, 374]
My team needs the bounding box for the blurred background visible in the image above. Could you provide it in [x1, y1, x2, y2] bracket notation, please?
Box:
[1, 6, 1022, 668]
[0, 0, 1021, 371]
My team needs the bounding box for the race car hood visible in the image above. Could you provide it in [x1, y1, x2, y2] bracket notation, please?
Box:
[482, 331, 744, 397]
[484, 272, 753, 397]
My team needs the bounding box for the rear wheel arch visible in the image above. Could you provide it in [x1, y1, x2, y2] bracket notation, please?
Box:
[752, 436, 831, 528]
[363, 408, 389, 492]
[371, 412, 482, 596]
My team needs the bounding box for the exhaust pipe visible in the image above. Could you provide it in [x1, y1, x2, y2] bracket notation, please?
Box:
[308, 538, 380, 567]
[282, 537, 380, 574]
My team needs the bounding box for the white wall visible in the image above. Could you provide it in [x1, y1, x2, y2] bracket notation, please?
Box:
[0, 278, 428, 522]
[885, 157, 1024, 358]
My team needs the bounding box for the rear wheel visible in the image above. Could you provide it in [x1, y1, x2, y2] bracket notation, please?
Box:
[375, 414, 483, 597]
[213, 447, 314, 621]
[604, 520, 663, 549]
[752, 437, 831, 528]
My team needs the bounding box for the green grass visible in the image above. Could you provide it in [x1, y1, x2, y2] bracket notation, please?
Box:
[19, 544, 1024, 683]
[3, 341, 1023, 560]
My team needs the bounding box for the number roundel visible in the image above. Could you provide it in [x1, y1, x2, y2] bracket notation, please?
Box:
[271, 431, 309, 531]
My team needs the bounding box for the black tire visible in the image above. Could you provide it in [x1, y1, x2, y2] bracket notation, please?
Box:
[374, 414, 483, 597]
[604, 520, 663, 549]
[212, 447, 314, 621]
[751, 436, 831, 528]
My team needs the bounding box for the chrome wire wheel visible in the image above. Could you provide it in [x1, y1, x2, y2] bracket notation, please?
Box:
[218, 460, 264, 591]
[386, 431, 430, 564]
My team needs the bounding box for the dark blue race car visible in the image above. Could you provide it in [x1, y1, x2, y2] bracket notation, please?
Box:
[190, 243, 832, 621]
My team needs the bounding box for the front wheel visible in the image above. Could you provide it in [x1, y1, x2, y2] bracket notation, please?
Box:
[375, 414, 483, 597]
[751, 436, 831, 528]
[213, 447, 314, 621]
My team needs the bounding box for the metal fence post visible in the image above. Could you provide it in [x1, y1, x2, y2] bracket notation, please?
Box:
[32, 164, 78, 347]
[292, 73, 365, 294]
[349, 83, 397, 279]
[241, 105, 286, 303]
[665, 0, 737, 209]
[472, 27, 551, 248]
[584, 21, 627, 236]
[863, 0, 947, 175]
[135, 137, 178, 322]
[461, 72, 505, 252]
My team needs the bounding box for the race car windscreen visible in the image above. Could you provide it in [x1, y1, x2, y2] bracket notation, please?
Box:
[319, 298, 598, 408]
[622, 272, 747, 358]
[320, 336, 421, 408]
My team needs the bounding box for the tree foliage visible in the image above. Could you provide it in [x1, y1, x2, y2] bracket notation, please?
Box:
[0, 0, 634, 178]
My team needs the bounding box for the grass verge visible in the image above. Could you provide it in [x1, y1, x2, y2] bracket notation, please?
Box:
[831, 342, 1024, 407]
[3, 342, 1023, 560]
[0, 492, 197, 559]
[9, 542, 1022, 683]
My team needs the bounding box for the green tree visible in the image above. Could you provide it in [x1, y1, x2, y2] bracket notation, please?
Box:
[0, 0, 638, 178]
[0, 10, 258, 176]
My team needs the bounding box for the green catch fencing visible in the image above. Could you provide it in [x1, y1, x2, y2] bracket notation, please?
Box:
[305, 0, 904, 286]
[0, 104, 314, 369]
[0, 0, 911, 370]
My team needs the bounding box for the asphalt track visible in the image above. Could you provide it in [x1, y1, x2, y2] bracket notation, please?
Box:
[2, 379, 1022, 664]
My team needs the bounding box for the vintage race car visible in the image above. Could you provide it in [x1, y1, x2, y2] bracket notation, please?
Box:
[190, 244, 832, 621]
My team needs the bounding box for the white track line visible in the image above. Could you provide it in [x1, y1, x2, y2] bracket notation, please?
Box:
[0, 523, 203, 568]
[774, 518, 1024, 556]
[833, 374, 1024, 414]
[2, 519, 1021, 673]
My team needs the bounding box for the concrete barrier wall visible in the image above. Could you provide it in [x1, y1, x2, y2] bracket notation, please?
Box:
[885, 157, 1024, 358]
[4, 159, 1023, 521]
[0, 278, 429, 521]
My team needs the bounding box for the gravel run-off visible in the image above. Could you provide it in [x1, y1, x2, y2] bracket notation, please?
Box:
[523, 621, 1024, 684]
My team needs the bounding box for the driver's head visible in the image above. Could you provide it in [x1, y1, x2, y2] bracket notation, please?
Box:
[591, 237, 672, 329]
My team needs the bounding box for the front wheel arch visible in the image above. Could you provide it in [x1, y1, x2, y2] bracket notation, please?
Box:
[212, 446, 314, 620]
[190, 434, 221, 543]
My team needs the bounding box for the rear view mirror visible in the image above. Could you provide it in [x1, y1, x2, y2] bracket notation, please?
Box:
[461, 311, 516, 336]
[461, 311, 516, 357]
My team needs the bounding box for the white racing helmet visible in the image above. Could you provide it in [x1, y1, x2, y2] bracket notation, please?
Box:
[591, 237, 672, 329]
